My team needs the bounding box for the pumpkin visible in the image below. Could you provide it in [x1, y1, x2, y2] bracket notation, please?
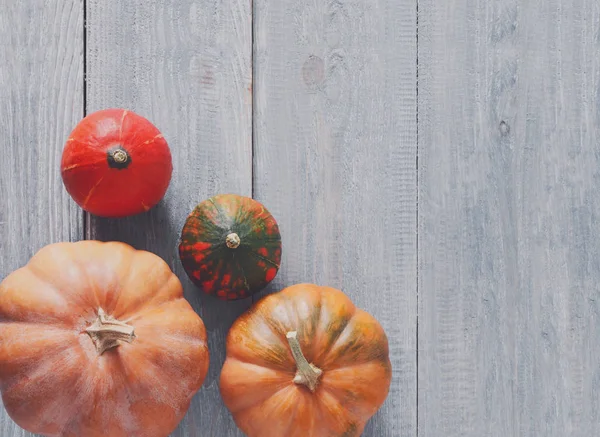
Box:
[178, 194, 282, 300]
[219, 283, 392, 437]
[0, 241, 209, 437]
[60, 108, 173, 218]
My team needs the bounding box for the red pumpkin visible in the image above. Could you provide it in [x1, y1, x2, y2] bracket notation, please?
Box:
[220, 283, 392, 437]
[61, 108, 173, 217]
[179, 194, 282, 300]
[0, 241, 209, 437]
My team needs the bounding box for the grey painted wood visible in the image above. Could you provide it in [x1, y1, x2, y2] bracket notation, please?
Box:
[418, 0, 600, 436]
[0, 0, 84, 435]
[5, 0, 599, 436]
[253, 0, 417, 435]
[86, 1, 251, 436]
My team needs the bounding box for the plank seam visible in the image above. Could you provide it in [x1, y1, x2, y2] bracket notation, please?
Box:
[415, 0, 420, 435]
[251, 0, 255, 200]
[83, 0, 90, 240]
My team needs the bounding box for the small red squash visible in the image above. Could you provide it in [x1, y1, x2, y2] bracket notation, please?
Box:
[0, 241, 209, 437]
[220, 283, 392, 437]
[61, 108, 173, 218]
[178, 194, 282, 300]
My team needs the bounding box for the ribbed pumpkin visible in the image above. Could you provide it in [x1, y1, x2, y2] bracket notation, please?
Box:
[0, 241, 209, 437]
[178, 194, 282, 300]
[220, 283, 392, 437]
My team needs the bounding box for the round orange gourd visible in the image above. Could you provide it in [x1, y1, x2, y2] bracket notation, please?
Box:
[220, 283, 392, 437]
[0, 241, 209, 437]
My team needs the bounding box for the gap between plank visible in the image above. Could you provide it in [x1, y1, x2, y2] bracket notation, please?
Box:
[251, 0, 256, 200]
[415, 0, 419, 435]
[82, 0, 90, 240]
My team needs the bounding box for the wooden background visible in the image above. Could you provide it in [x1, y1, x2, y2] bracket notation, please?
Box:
[0, 0, 598, 436]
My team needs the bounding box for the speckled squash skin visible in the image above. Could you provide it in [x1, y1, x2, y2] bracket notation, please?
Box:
[178, 194, 282, 300]
[220, 283, 392, 437]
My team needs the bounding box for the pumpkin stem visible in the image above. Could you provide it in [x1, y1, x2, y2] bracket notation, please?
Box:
[85, 308, 135, 355]
[286, 331, 322, 392]
[107, 146, 132, 170]
[112, 149, 128, 163]
[226, 232, 241, 249]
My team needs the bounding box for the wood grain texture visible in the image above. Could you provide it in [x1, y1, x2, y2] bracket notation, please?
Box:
[418, 0, 600, 436]
[86, 1, 251, 435]
[0, 0, 83, 435]
[253, 0, 417, 435]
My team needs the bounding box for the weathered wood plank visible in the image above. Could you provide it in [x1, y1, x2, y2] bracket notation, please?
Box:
[253, 0, 417, 435]
[0, 0, 84, 435]
[86, 1, 251, 435]
[418, 0, 600, 436]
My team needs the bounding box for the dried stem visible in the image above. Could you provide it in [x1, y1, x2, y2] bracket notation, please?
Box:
[286, 331, 322, 392]
[226, 232, 241, 249]
[85, 308, 135, 355]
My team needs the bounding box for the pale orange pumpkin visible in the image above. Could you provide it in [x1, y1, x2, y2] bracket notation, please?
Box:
[220, 283, 392, 437]
[0, 241, 209, 437]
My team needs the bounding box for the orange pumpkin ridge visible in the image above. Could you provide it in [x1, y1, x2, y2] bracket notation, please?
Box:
[0, 241, 209, 437]
[220, 283, 392, 437]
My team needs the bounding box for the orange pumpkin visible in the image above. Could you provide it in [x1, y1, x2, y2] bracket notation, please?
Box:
[0, 241, 209, 437]
[220, 283, 392, 437]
